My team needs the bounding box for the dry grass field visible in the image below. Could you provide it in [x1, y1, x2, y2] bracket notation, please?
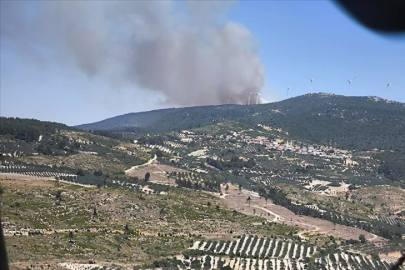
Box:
[1, 176, 303, 269]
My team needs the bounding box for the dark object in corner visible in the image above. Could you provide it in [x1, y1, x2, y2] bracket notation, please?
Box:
[334, 0, 405, 33]
[390, 250, 405, 270]
[0, 215, 9, 270]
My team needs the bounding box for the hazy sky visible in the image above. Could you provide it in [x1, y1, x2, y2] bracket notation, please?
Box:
[1, 1, 404, 126]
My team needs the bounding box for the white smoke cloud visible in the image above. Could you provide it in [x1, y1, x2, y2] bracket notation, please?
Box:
[1, 1, 265, 106]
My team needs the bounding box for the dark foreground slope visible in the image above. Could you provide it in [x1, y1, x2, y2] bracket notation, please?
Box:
[76, 93, 405, 152]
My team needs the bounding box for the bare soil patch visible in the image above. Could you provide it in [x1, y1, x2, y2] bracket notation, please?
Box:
[352, 186, 405, 215]
[126, 163, 186, 186]
[221, 188, 386, 242]
[22, 153, 122, 172]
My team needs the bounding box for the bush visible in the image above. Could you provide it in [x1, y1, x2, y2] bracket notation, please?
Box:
[76, 169, 85, 176]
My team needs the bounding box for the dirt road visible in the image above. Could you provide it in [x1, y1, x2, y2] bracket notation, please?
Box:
[124, 154, 157, 173]
[221, 188, 384, 242]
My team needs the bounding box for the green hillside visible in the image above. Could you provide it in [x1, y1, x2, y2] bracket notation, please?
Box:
[76, 93, 405, 153]
[2, 97, 405, 269]
[0, 117, 74, 142]
[0, 117, 150, 174]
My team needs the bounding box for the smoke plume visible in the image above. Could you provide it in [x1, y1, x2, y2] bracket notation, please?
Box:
[1, 1, 265, 106]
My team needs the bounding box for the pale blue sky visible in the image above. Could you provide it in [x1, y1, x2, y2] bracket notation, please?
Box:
[230, 1, 405, 102]
[1, 1, 404, 126]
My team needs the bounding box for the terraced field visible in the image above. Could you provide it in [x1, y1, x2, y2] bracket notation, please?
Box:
[183, 236, 391, 270]
[179, 254, 391, 270]
[191, 235, 317, 259]
[0, 165, 76, 179]
[313, 253, 391, 270]
[368, 215, 405, 226]
[183, 256, 308, 270]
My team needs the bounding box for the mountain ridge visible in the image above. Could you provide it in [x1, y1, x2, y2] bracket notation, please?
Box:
[74, 93, 405, 153]
[76, 93, 405, 131]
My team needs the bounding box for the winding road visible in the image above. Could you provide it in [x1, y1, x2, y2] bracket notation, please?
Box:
[124, 154, 157, 174]
[253, 206, 282, 222]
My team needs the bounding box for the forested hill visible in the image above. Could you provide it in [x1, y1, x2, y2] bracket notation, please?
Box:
[76, 93, 405, 152]
[0, 117, 73, 142]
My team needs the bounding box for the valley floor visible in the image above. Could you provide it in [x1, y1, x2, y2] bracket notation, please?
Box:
[2, 174, 402, 270]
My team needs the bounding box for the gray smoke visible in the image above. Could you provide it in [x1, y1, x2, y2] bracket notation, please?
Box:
[1, 1, 265, 106]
